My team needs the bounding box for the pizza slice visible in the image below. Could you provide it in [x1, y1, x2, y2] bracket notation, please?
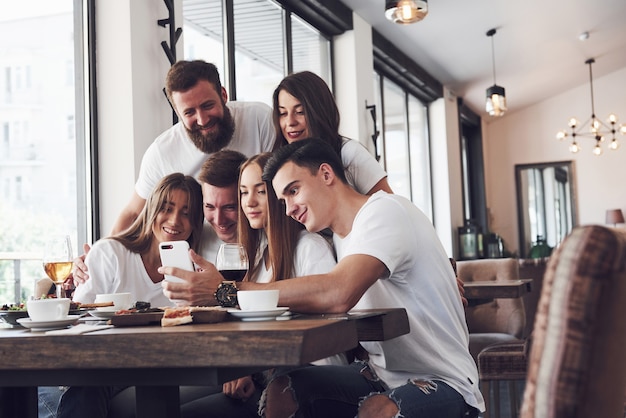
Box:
[161, 307, 193, 327]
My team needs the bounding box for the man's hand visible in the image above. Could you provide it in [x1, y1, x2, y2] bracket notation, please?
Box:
[160, 250, 223, 306]
[72, 243, 92, 285]
[222, 376, 256, 400]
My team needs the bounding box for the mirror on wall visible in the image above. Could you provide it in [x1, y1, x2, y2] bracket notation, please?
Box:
[515, 161, 577, 258]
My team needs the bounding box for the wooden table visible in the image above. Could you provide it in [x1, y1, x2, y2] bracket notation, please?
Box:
[0, 308, 408, 418]
[463, 279, 533, 307]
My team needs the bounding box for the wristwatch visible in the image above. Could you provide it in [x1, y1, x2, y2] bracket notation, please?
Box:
[214, 281, 239, 307]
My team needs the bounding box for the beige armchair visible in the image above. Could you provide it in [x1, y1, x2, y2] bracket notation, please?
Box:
[456, 258, 526, 361]
[457, 258, 527, 418]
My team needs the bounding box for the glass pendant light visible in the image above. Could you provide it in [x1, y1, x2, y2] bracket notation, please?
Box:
[385, 0, 428, 24]
[485, 28, 507, 117]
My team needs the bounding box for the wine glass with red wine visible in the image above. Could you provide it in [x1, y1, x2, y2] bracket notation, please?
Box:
[216, 243, 248, 282]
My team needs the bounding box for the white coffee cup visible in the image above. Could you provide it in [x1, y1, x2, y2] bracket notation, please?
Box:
[94, 292, 133, 312]
[237, 289, 279, 311]
[27, 298, 71, 321]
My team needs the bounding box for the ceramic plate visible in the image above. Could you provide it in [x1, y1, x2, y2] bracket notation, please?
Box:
[88, 310, 117, 320]
[227, 307, 289, 321]
[16, 315, 81, 331]
[0, 310, 29, 327]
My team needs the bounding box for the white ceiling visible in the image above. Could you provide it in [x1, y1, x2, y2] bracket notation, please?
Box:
[339, 0, 626, 118]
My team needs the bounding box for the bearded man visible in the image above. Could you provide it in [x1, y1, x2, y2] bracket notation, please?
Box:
[111, 60, 274, 234]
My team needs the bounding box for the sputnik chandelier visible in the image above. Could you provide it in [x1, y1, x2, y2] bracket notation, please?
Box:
[556, 58, 626, 155]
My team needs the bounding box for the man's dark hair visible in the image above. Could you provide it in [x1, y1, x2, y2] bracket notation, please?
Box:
[165, 60, 223, 102]
[198, 149, 246, 187]
[263, 138, 347, 184]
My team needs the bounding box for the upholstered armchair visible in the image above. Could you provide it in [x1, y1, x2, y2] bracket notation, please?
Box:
[456, 258, 526, 362]
[520, 225, 626, 418]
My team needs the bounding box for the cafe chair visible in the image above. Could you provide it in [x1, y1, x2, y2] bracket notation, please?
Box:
[456, 258, 526, 361]
[457, 258, 526, 418]
[519, 225, 626, 418]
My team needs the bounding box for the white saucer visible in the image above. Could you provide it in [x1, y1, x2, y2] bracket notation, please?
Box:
[227, 307, 289, 321]
[16, 315, 81, 332]
[88, 310, 117, 320]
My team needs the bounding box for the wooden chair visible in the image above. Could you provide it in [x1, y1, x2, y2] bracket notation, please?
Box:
[519, 225, 626, 418]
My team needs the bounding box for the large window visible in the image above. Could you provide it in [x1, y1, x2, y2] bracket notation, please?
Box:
[182, 0, 332, 106]
[375, 73, 433, 220]
[0, 0, 90, 303]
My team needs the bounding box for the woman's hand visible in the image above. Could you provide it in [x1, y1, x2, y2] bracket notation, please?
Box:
[72, 243, 92, 285]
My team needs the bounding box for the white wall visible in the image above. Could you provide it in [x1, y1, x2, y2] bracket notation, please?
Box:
[333, 13, 375, 153]
[96, 0, 173, 236]
[484, 66, 626, 256]
[430, 89, 464, 256]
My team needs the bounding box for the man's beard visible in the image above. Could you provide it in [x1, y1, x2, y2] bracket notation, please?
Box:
[186, 105, 236, 154]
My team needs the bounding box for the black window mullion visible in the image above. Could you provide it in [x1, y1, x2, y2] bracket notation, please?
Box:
[222, 0, 236, 100]
[283, 8, 292, 75]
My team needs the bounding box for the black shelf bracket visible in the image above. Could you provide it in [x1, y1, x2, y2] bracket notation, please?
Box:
[158, 0, 182, 124]
[366, 101, 380, 161]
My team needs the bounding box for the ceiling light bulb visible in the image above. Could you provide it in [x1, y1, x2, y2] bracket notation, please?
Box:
[568, 118, 578, 128]
[608, 114, 617, 124]
[591, 119, 600, 133]
[569, 142, 580, 153]
[556, 131, 567, 141]
[385, 0, 428, 24]
[593, 143, 603, 156]
[610, 139, 620, 150]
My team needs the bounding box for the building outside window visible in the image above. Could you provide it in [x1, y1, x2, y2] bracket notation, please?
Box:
[0, 0, 89, 304]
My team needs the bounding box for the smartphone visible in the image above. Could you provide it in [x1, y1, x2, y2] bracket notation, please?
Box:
[159, 241, 194, 283]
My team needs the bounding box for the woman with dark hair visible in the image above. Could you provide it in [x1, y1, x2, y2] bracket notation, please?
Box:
[272, 70, 393, 195]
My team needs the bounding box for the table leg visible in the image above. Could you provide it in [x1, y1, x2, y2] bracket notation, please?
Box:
[135, 386, 180, 418]
[0, 387, 37, 418]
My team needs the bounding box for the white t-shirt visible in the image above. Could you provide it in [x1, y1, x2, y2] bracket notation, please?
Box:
[341, 139, 387, 194]
[73, 239, 174, 308]
[135, 101, 274, 199]
[333, 191, 485, 412]
[197, 222, 224, 264]
[251, 230, 343, 366]
[251, 230, 336, 283]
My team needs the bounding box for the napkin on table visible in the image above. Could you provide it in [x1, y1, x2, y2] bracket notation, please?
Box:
[45, 324, 113, 335]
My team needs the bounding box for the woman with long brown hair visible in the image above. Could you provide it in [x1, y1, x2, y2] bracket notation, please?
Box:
[272, 70, 393, 195]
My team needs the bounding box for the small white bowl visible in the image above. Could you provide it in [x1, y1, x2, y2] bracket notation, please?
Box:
[94, 292, 133, 312]
[237, 290, 279, 311]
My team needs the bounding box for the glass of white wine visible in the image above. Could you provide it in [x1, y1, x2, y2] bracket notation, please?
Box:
[42, 235, 74, 299]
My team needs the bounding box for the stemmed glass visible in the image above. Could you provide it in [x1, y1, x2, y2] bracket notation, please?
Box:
[42, 235, 74, 299]
[215, 243, 248, 282]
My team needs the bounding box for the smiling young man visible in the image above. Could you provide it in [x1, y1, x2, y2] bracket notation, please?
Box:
[112, 60, 275, 235]
[73, 61, 273, 285]
[258, 138, 484, 418]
